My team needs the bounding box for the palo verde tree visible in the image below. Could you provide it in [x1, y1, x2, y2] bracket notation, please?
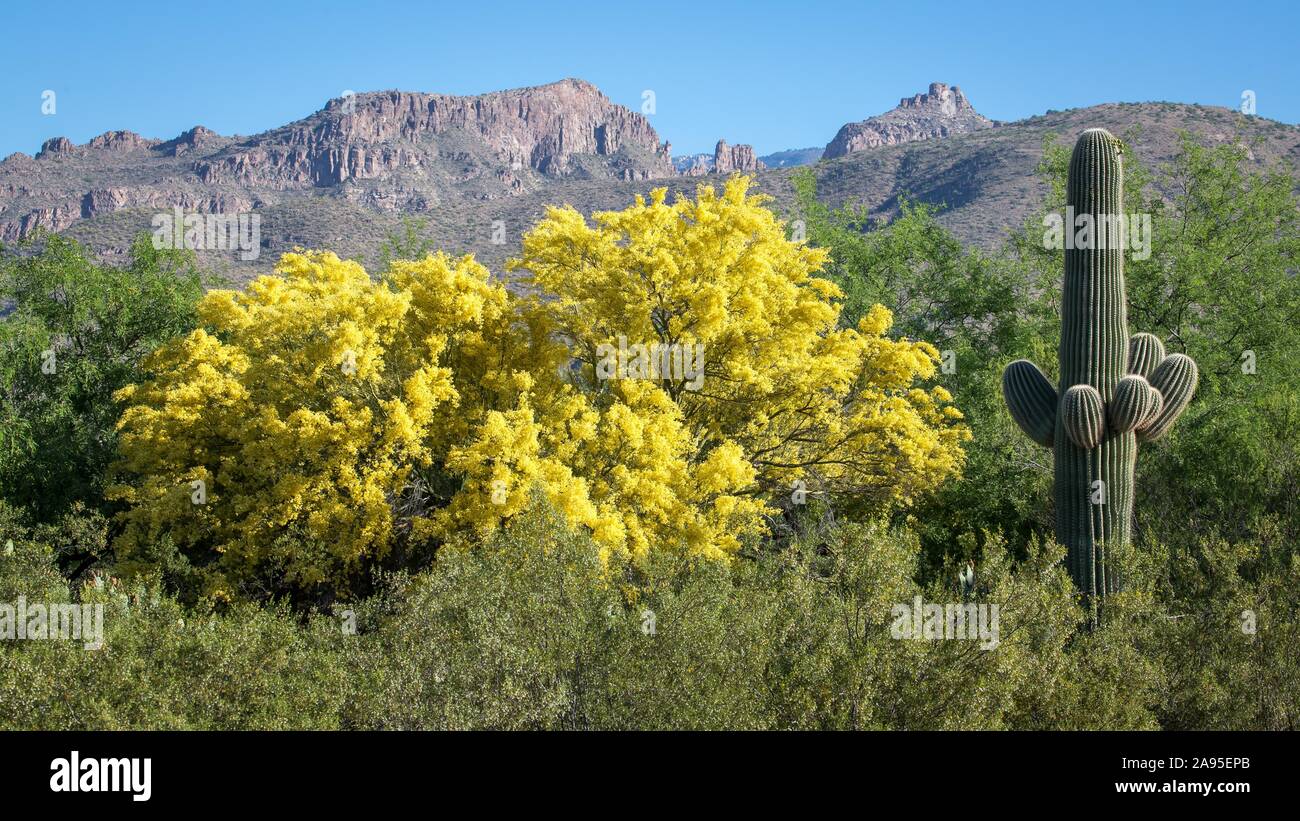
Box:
[508, 177, 970, 526]
[109, 178, 969, 603]
[107, 250, 556, 604]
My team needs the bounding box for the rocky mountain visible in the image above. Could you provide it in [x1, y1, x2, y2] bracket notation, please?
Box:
[0, 78, 676, 243]
[714, 140, 764, 174]
[1, 77, 779, 251]
[823, 82, 995, 159]
[5, 79, 1298, 284]
[799, 101, 1298, 243]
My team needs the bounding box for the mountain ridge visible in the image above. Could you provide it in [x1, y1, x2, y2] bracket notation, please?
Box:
[0, 78, 680, 243]
[4, 80, 1297, 283]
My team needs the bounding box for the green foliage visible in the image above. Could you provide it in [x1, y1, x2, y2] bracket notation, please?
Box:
[0, 234, 203, 523]
[8, 496, 1289, 730]
[0, 500, 348, 729]
[1128, 136, 1300, 394]
[376, 215, 438, 271]
[341, 501, 619, 730]
[1148, 533, 1300, 730]
[790, 169, 1052, 572]
[0, 502, 73, 604]
[1138, 392, 1300, 545]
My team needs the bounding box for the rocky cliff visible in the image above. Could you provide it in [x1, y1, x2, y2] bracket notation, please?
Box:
[194, 79, 674, 187]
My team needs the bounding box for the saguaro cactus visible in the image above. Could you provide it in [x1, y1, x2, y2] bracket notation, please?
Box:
[1002, 128, 1198, 598]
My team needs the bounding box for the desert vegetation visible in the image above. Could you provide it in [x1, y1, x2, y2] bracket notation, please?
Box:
[1, 129, 1297, 730]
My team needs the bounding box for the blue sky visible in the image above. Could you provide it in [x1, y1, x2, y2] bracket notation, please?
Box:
[1, 0, 1296, 159]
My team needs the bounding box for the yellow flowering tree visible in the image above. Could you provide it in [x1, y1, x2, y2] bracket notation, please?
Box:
[426, 376, 771, 563]
[108, 176, 969, 602]
[107, 250, 546, 602]
[507, 176, 970, 526]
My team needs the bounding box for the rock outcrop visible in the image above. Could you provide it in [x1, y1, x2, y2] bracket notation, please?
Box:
[158, 126, 223, 156]
[86, 131, 158, 152]
[677, 139, 766, 176]
[823, 82, 994, 159]
[8, 205, 80, 240]
[713, 140, 764, 173]
[36, 137, 74, 159]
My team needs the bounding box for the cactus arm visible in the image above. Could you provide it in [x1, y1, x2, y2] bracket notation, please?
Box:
[1060, 384, 1105, 449]
[1108, 374, 1160, 433]
[1002, 359, 1057, 447]
[1127, 333, 1166, 378]
[1137, 353, 1198, 442]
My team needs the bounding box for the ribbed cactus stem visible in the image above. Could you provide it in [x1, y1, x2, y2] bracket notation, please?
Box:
[1001, 128, 1198, 602]
[1056, 129, 1133, 598]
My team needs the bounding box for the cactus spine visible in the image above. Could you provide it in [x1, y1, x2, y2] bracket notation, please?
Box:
[1002, 129, 1198, 599]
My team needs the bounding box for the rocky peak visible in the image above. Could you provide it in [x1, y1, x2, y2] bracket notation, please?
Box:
[86, 130, 158, 152]
[157, 125, 223, 156]
[713, 139, 765, 174]
[899, 82, 975, 114]
[34, 131, 160, 160]
[676, 139, 765, 176]
[37, 137, 75, 159]
[823, 82, 994, 159]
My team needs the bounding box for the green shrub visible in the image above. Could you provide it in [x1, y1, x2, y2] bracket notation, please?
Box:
[2, 496, 1293, 730]
[0, 234, 203, 523]
[0, 506, 347, 729]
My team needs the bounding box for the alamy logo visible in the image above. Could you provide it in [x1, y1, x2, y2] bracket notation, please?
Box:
[151, 206, 261, 260]
[50, 751, 151, 802]
[1042, 206, 1151, 260]
[0, 597, 103, 650]
[595, 335, 705, 391]
[890, 595, 1000, 650]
